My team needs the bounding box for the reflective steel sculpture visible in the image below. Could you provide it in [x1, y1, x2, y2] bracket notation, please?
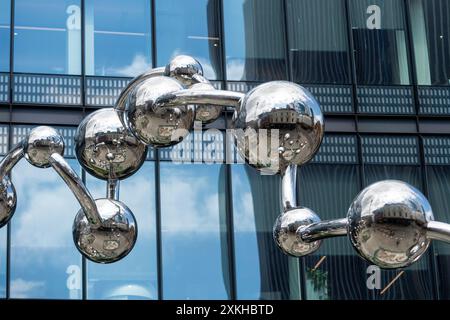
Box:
[0, 55, 450, 269]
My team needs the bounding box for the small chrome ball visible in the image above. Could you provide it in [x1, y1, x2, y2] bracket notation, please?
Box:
[73, 198, 137, 264]
[75, 108, 147, 180]
[165, 55, 203, 86]
[124, 76, 195, 147]
[348, 180, 433, 269]
[191, 82, 222, 124]
[232, 81, 324, 174]
[0, 175, 17, 228]
[273, 207, 322, 257]
[24, 126, 64, 168]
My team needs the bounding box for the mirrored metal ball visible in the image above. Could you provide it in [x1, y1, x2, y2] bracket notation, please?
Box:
[273, 207, 322, 257]
[232, 81, 324, 174]
[73, 198, 137, 264]
[0, 175, 17, 228]
[165, 55, 203, 86]
[348, 180, 433, 269]
[75, 108, 147, 180]
[24, 126, 64, 168]
[191, 82, 222, 124]
[124, 76, 195, 147]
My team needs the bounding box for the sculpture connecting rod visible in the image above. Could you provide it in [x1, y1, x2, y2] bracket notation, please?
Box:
[49, 153, 102, 228]
[154, 89, 244, 109]
[0, 126, 102, 228]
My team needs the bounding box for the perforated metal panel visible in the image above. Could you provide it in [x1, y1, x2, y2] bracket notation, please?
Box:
[85, 76, 131, 107]
[311, 135, 358, 164]
[12, 125, 77, 158]
[304, 85, 353, 113]
[0, 73, 9, 103]
[13, 74, 82, 105]
[0, 125, 9, 156]
[418, 86, 450, 115]
[159, 130, 225, 163]
[226, 81, 260, 93]
[357, 86, 415, 114]
[361, 136, 420, 165]
[423, 136, 450, 165]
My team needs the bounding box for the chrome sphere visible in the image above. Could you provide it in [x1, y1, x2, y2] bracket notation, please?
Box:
[232, 81, 324, 174]
[75, 108, 147, 180]
[73, 198, 137, 264]
[348, 180, 433, 269]
[24, 126, 64, 168]
[0, 176, 17, 228]
[165, 55, 203, 86]
[124, 76, 195, 147]
[191, 82, 222, 124]
[273, 207, 322, 257]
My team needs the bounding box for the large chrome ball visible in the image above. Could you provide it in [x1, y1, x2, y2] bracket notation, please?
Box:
[191, 82, 222, 124]
[73, 198, 137, 264]
[124, 76, 195, 147]
[348, 180, 433, 269]
[0, 175, 17, 228]
[75, 108, 147, 180]
[24, 126, 64, 168]
[273, 207, 322, 257]
[165, 55, 203, 86]
[232, 81, 324, 174]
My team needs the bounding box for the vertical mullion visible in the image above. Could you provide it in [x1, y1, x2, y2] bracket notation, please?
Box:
[80, 0, 87, 300]
[6, 0, 15, 300]
[218, 0, 237, 301]
[81, 169, 87, 300]
[281, 0, 292, 82]
[150, 0, 163, 301]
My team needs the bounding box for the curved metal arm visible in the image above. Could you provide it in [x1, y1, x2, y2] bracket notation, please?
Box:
[299, 218, 348, 242]
[155, 89, 244, 109]
[282, 165, 297, 211]
[0, 142, 25, 180]
[49, 153, 102, 228]
[115, 67, 166, 113]
[426, 221, 450, 243]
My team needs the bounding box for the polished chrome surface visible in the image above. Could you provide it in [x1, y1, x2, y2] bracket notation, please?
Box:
[426, 221, 450, 243]
[299, 218, 348, 242]
[190, 77, 223, 124]
[75, 108, 147, 180]
[73, 198, 137, 264]
[24, 126, 65, 168]
[107, 179, 120, 200]
[50, 153, 102, 228]
[273, 207, 322, 257]
[115, 67, 165, 115]
[232, 81, 324, 174]
[347, 180, 433, 269]
[155, 88, 244, 109]
[164, 55, 203, 86]
[0, 175, 17, 228]
[124, 76, 195, 147]
[0, 143, 25, 177]
[281, 164, 297, 211]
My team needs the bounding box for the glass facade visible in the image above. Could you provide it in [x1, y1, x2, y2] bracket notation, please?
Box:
[0, 0, 450, 300]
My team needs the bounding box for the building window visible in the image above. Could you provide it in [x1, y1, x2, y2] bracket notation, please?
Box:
[10, 155, 82, 299]
[286, 0, 351, 84]
[86, 162, 157, 300]
[155, 0, 222, 80]
[223, 0, 287, 81]
[0, 0, 10, 72]
[232, 165, 300, 300]
[13, 0, 81, 75]
[85, 0, 152, 77]
[349, 0, 411, 85]
[409, 0, 450, 86]
[160, 163, 230, 299]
